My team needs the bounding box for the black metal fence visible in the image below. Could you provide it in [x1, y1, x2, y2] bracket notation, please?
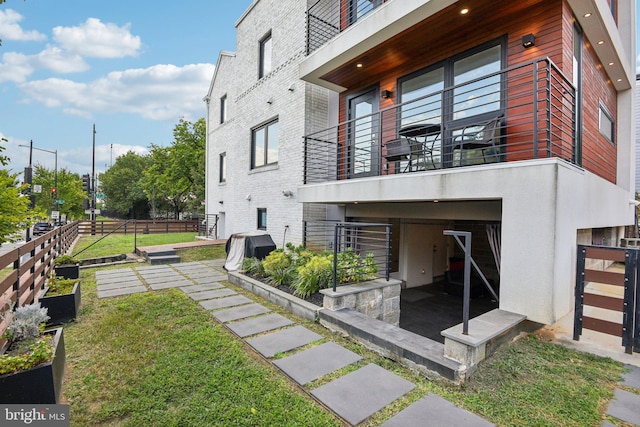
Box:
[303, 220, 391, 290]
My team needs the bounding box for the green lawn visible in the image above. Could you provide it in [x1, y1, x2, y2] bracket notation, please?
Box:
[72, 232, 200, 259]
[61, 234, 626, 426]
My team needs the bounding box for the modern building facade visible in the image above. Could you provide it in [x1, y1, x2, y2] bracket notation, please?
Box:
[206, 0, 635, 335]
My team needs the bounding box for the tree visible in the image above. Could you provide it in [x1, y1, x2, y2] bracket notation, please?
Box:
[143, 118, 205, 218]
[0, 169, 30, 244]
[31, 165, 86, 220]
[101, 151, 150, 218]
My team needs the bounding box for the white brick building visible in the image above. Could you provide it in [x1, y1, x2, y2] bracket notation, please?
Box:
[204, 0, 332, 245]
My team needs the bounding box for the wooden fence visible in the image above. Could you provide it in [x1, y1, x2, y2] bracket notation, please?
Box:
[78, 219, 200, 235]
[0, 222, 78, 349]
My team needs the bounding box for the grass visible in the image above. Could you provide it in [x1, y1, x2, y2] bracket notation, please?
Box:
[61, 234, 629, 426]
[72, 232, 200, 259]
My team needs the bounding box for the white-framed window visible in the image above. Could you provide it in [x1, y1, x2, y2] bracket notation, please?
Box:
[599, 102, 614, 144]
[220, 95, 227, 124]
[251, 119, 279, 168]
[259, 32, 272, 79]
[219, 152, 226, 183]
[257, 208, 267, 230]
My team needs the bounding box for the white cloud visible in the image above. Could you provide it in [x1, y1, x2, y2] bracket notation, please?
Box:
[34, 46, 89, 73]
[18, 63, 216, 121]
[0, 9, 46, 42]
[0, 51, 34, 83]
[53, 18, 141, 58]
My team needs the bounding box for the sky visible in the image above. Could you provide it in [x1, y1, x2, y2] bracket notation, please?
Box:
[0, 1, 639, 179]
[0, 0, 253, 178]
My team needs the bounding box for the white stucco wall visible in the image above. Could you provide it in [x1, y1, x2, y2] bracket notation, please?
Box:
[298, 159, 635, 324]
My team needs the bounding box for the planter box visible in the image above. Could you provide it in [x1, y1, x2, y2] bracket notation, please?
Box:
[0, 327, 66, 404]
[40, 282, 81, 325]
[54, 263, 79, 279]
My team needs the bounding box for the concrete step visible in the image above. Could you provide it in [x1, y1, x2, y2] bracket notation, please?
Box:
[148, 255, 181, 265]
[319, 308, 463, 382]
[146, 249, 177, 257]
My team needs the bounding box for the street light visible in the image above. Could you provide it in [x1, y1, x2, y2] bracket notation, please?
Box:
[19, 143, 58, 218]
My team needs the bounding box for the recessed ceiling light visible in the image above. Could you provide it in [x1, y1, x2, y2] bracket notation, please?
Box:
[584, 12, 592, 18]
[597, 40, 605, 45]
[617, 78, 622, 82]
[608, 62, 614, 66]
[356, 63, 363, 68]
[460, 8, 469, 15]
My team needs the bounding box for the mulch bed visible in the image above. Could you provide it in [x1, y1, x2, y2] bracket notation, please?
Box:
[242, 272, 323, 307]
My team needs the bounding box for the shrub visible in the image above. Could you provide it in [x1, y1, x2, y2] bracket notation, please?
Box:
[292, 255, 333, 297]
[242, 257, 265, 277]
[2, 303, 50, 343]
[337, 249, 378, 283]
[262, 250, 296, 286]
[46, 277, 77, 296]
[54, 254, 78, 266]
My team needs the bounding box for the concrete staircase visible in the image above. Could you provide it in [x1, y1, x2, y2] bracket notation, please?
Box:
[144, 249, 180, 265]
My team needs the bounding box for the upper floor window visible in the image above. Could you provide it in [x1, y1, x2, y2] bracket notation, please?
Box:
[220, 95, 227, 124]
[599, 103, 614, 144]
[251, 119, 279, 168]
[259, 32, 272, 78]
[219, 152, 226, 183]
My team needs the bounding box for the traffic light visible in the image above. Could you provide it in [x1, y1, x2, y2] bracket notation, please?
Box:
[51, 187, 57, 199]
[82, 174, 91, 193]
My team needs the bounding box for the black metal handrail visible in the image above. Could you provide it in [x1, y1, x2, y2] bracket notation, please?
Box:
[303, 57, 576, 184]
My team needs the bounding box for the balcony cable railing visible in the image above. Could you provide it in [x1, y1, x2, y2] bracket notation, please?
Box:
[303, 57, 576, 184]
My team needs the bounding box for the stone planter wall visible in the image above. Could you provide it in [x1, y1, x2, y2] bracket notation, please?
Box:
[320, 278, 402, 326]
[0, 327, 65, 403]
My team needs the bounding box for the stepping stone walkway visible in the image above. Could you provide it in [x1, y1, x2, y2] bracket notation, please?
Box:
[604, 364, 640, 426]
[95, 260, 500, 425]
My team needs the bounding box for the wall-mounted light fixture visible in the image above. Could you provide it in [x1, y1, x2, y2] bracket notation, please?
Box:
[288, 83, 296, 92]
[282, 190, 294, 198]
[381, 90, 392, 99]
[245, 194, 252, 201]
[267, 97, 274, 104]
[218, 200, 224, 204]
[522, 34, 535, 48]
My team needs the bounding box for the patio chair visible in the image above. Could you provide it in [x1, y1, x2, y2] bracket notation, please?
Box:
[451, 115, 503, 165]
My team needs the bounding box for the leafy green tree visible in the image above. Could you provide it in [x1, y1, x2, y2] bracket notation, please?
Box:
[32, 165, 86, 220]
[143, 118, 205, 218]
[0, 169, 30, 244]
[101, 151, 151, 218]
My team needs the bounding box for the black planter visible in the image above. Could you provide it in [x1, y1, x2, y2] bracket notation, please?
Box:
[0, 327, 66, 404]
[40, 282, 81, 325]
[54, 264, 79, 279]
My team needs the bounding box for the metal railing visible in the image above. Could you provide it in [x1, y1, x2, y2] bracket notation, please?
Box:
[306, 0, 386, 54]
[303, 58, 576, 184]
[303, 220, 391, 290]
[199, 214, 219, 239]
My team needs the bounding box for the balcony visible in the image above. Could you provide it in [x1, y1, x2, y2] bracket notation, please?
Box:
[303, 58, 576, 184]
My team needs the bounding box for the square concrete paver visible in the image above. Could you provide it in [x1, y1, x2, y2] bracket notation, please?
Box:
[247, 325, 323, 358]
[149, 280, 192, 290]
[96, 279, 144, 291]
[606, 388, 640, 426]
[136, 265, 173, 273]
[199, 295, 252, 311]
[311, 363, 415, 426]
[180, 283, 224, 293]
[95, 269, 135, 279]
[96, 275, 140, 286]
[98, 285, 147, 298]
[211, 303, 271, 323]
[192, 276, 227, 285]
[188, 288, 237, 301]
[381, 394, 495, 427]
[622, 364, 640, 389]
[274, 342, 362, 385]
[226, 313, 294, 338]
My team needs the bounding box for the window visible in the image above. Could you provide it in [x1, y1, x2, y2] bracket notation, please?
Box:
[259, 32, 272, 78]
[219, 153, 226, 183]
[220, 95, 227, 124]
[251, 119, 279, 168]
[257, 208, 267, 230]
[599, 103, 614, 144]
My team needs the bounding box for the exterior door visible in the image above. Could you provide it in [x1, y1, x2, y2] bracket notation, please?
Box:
[347, 88, 379, 177]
